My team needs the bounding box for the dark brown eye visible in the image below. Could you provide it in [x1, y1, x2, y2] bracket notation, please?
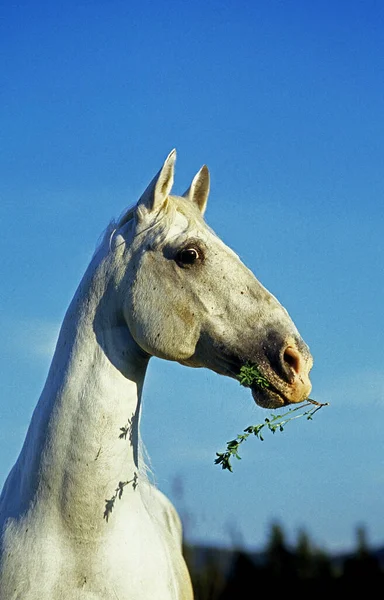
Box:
[175, 247, 200, 267]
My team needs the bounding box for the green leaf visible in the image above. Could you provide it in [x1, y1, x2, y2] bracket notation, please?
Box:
[215, 397, 329, 471]
[237, 362, 271, 389]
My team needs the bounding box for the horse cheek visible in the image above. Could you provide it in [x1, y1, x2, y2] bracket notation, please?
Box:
[146, 295, 201, 361]
[124, 274, 199, 361]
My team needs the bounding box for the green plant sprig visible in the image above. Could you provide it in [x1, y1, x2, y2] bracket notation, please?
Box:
[214, 362, 329, 472]
[237, 362, 270, 389]
[214, 400, 328, 472]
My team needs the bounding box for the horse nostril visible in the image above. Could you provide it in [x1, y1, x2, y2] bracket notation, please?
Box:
[283, 345, 302, 375]
[265, 334, 312, 387]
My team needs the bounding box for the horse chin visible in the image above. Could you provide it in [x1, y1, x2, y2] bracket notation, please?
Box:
[251, 385, 288, 409]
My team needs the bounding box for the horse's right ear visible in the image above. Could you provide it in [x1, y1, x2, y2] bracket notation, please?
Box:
[183, 165, 210, 216]
[136, 149, 176, 217]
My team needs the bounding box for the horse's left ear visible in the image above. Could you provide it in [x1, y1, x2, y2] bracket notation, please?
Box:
[183, 165, 210, 216]
[137, 149, 176, 216]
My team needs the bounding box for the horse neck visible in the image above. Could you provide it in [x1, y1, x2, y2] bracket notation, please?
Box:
[6, 244, 150, 531]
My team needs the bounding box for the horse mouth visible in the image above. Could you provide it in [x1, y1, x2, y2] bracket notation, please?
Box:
[251, 383, 291, 409]
[242, 341, 313, 409]
[249, 368, 312, 409]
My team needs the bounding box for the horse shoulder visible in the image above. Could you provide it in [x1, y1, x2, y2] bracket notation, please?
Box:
[140, 482, 193, 599]
[147, 485, 182, 544]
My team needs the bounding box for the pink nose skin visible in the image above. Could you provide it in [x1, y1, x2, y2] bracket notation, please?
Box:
[282, 344, 313, 404]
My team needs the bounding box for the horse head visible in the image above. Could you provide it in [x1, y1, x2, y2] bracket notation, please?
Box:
[112, 150, 312, 409]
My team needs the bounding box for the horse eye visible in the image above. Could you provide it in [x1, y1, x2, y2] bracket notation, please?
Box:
[175, 247, 200, 267]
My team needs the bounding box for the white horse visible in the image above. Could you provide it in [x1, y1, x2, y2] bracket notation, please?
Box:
[0, 151, 312, 599]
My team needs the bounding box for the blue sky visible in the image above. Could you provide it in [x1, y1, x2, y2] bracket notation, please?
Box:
[1, 0, 383, 553]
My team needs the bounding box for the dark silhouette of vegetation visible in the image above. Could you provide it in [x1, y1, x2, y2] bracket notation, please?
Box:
[184, 522, 384, 599]
[172, 474, 383, 597]
[342, 526, 383, 584]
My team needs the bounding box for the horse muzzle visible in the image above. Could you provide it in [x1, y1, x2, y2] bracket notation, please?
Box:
[251, 338, 313, 409]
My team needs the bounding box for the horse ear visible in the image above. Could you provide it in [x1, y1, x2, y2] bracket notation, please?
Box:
[183, 165, 210, 215]
[137, 149, 176, 215]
